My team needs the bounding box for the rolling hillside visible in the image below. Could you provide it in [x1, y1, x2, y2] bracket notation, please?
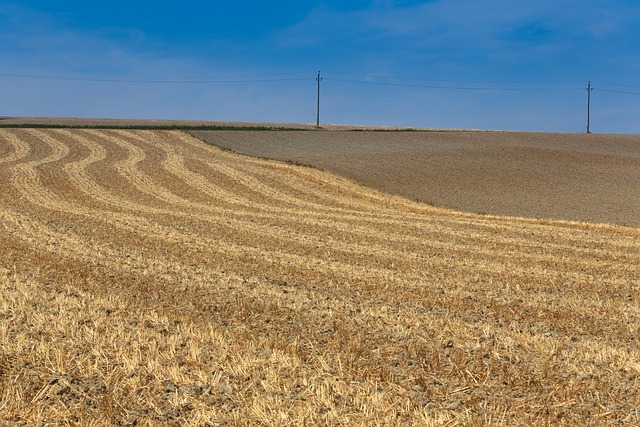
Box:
[0, 128, 638, 425]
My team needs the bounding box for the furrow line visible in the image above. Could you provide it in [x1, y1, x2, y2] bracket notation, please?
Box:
[0, 130, 32, 164]
[162, 130, 396, 215]
[75, 132, 422, 249]
[186, 131, 421, 212]
[2, 204, 632, 328]
[55, 129, 182, 216]
[2, 129, 637, 345]
[9, 130, 71, 213]
[172, 131, 640, 257]
[93, 131, 465, 247]
[113, 131, 548, 238]
[0, 133, 432, 282]
[22, 130, 637, 276]
[146, 133, 426, 232]
[18, 130, 434, 263]
[7, 129, 634, 280]
[118, 131, 310, 211]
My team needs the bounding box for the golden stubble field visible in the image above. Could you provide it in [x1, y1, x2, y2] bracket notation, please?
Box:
[0, 128, 639, 426]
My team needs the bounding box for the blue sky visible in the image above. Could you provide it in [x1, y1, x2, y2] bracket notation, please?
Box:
[2, 1, 640, 132]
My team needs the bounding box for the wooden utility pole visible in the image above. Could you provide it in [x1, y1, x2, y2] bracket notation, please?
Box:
[587, 81, 592, 133]
[316, 71, 322, 128]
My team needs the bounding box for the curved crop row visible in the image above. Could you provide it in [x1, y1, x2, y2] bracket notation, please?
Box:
[0, 128, 638, 426]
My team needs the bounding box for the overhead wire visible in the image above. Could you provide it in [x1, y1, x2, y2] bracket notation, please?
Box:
[595, 81, 640, 89]
[324, 77, 583, 91]
[2, 70, 640, 95]
[324, 71, 584, 86]
[0, 72, 314, 84]
[595, 88, 640, 95]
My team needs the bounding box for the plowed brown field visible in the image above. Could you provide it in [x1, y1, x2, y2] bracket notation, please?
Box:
[1, 128, 639, 426]
[193, 130, 640, 228]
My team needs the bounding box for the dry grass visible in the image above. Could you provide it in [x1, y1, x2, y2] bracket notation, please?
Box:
[0, 128, 639, 426]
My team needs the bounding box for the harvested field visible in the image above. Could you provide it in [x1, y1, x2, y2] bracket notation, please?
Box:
[0, 128, 639, 425]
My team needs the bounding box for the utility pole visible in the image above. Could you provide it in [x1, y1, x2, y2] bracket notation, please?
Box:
[316, 71, 322, 128]
[586, 81, 592, 134]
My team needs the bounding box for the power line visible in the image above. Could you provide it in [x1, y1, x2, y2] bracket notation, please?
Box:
[324, 71, 583, 86]
[596, 88, 640, 96]
[3, 70, 640, 131]
[324, 77, 583, 91]
[3, 70, 639, 93]
[595, 81, 640, 89]
[0, 72, 314, 84]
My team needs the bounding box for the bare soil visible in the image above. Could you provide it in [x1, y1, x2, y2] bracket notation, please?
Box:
[192, 129, 640, 228]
